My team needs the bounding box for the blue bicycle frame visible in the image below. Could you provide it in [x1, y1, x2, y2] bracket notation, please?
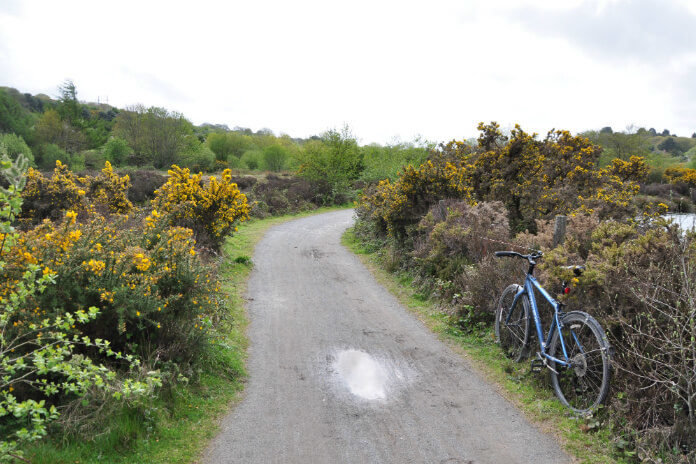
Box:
[507, 274, 572, 367]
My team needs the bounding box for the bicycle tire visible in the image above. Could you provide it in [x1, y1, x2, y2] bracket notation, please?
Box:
[548, 311, 611, 414]
[495, 284, 531, 362]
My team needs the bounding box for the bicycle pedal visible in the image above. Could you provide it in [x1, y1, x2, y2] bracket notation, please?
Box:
[530, 359, 544, 373]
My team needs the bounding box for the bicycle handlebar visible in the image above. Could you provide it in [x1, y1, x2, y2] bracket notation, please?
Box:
[494, 250, 543, 260]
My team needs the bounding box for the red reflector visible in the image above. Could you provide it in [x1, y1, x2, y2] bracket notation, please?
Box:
[564, 287, 571, 294]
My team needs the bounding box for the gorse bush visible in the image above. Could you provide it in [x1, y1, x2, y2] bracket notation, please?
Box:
[0, 153, 159, 462]
[20, 161, 132, 224]
[358, 155, 474, 237]
[359, 123, 651, 237]
[6, 212, 222, 368]
[152, 165, 249, 250]
[535, 216, 696, 458]
[663, 166, 696, 188]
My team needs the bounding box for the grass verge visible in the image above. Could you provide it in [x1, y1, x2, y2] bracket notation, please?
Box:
[21, 206, 348, 464]
[342, 227, 627, 464]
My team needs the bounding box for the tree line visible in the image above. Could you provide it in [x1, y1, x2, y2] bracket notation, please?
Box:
[0, 81, 430, 198]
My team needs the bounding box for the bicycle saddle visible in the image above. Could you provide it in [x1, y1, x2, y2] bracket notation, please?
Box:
[563, 265, 585, 276]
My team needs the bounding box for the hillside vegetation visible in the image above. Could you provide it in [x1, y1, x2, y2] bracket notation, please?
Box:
[0, 82, 430, 200]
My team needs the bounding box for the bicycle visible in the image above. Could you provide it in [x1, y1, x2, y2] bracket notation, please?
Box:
[494, 250, 611, 414]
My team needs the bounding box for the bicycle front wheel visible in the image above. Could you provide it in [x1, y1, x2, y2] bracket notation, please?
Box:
[549, 311, 611, 414]
[495, 284, 531, 362]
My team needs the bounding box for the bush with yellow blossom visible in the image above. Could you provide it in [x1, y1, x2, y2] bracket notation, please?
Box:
[152, 165, 250, 250]
[359, 122, 651, 236]
[0, 152, 158, 462]
[5, 210, 223, 367]
[20, 160, 132, 225]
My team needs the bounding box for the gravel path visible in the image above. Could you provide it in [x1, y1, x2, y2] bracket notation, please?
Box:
[203, 209, 570, 464]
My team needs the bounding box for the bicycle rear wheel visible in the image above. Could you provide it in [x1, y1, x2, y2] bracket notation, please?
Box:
[549, 311, 611, 414]
[495, 284, 531, 362]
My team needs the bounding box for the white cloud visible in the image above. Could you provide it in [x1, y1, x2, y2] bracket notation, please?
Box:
[0, 0, 693, 143]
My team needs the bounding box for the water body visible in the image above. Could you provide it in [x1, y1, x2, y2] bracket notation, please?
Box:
[663, 213, 696, 230]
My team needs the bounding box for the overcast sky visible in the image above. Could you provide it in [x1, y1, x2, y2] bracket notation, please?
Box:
[0, 0, 694, 144]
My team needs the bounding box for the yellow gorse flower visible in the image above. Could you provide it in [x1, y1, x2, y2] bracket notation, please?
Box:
[132, 253, 152, 271]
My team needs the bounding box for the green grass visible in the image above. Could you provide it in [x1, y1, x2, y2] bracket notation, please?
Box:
[341, 227, 628, 464]
[21, 206, 348, 464]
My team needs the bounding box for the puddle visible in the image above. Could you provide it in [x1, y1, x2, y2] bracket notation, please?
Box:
[334, 349, 389, 400]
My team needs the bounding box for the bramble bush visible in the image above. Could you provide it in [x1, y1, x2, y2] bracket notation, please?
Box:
[152, 165, 249, 250]
[123, 169, 166, 203]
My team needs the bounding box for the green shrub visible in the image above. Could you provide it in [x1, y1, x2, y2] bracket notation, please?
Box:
[295, 128, 364, 201]
[360, 142, 430, 182]
[38, 143, 69, 170]
[102, 137, 132, 166]
[226, 153, 243, 169]
[0, 132, 33, 164]
[82, 149, 108, 169]
[177, 139, 216, 172]
[68, 151, 85, 171]
[262, 144, 287, 171]
[241, 149, 262, 170]
[207, 132, 251, 161]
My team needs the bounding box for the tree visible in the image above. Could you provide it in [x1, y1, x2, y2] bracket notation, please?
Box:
[600, 131, 650, 160]
[692, 132, 696, 139]
[35, 109, 85, 153]
[102, 137, 132, 166]
[661, 129, 671, 136]
[57, 79, 80, 125]
[296, 126, 363, 199]
[207, 132, 251, 161]
[262, 144, 287, 171]
[600, 126, 613, 134]
[658, 137, 681, 155]
[0, 89, 33, 142]
[114, 105, 192, 168]
[648, 128, 657, 136]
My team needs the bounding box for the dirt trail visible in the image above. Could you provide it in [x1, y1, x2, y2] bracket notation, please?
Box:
[203, 209, 570, 464]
